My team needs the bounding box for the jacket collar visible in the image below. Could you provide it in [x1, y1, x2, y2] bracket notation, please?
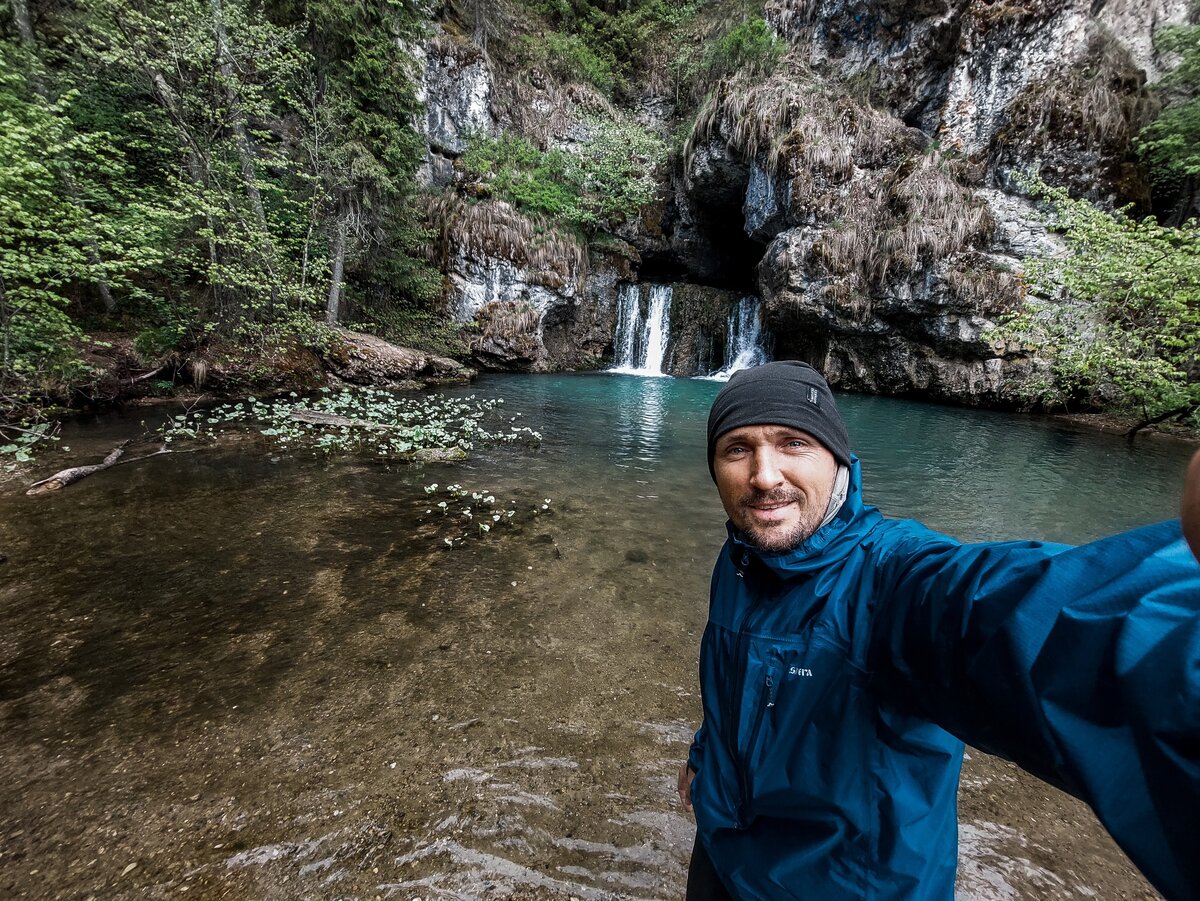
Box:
[727, 456, 874, 578]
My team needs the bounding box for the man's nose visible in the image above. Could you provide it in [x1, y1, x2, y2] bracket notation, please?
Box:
[750, 450, 784, 491]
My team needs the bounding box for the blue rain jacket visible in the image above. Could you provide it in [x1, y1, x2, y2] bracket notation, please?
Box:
[689, 458, 1200, 900]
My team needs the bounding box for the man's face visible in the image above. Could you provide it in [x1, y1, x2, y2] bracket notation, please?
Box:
[712, 424, 838, 553]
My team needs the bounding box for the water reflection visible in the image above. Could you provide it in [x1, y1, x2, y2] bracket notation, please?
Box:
[612, 375, 668, 465]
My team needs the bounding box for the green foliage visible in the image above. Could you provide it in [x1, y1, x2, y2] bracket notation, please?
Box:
[461, 132, 582, 220]
[671, 16, 784, 104]
[0, 420, 60, 467]
[1, 0, 442, 421]
[517, 31, 616, 95]
[460, 116, 666, 231]
[514, 0, 698, 96]
[160, 387, 540, 459]
[292, 0, 441, 310]
[0, 41, 168, 391]
[1137, 14, 1200, 196]
[1010, 178, 1200, 422]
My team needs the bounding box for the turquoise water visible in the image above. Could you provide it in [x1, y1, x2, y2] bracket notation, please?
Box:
[449, 372, 1192, 545]
[0, 373, 1188, 899]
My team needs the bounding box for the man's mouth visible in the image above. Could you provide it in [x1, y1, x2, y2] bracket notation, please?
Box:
[742, 493, 802, 522]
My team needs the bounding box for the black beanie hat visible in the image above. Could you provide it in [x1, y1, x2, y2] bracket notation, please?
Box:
[707, 361, 851, 478]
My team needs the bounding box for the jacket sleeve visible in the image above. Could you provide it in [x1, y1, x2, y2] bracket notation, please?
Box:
[868, 519, 1200, 900]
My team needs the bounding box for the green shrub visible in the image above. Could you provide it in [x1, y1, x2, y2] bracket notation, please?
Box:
[672, 16, 783, 103]
[518, 31, 616, 95]
[460, 117, 666, 231]
[1006, 177, 1200, 424]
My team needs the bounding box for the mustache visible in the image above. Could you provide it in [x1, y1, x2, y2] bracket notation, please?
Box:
[739, 488, 805, 508]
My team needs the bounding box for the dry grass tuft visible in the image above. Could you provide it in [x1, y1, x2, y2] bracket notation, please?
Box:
[763, 0, 820, 39]
[944, 261, 1026, 314]
[881, 153, 993, 273]
[423, 193, 588, 293]
[495, 72, 614, 149]
[685, 55, 909, 181]
[477, 300, 541, 340]
[807, 152, 994, 311]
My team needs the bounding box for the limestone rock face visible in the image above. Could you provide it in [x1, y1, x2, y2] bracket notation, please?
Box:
[764, 0, 1183, 201]
[429, 193, 628, 372]
[414, 33, 494, 187]
[665, 283, 749, 376]
[658, 0, 1182, 406]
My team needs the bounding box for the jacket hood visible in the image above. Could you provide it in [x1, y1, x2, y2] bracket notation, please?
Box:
[727, 455, 879, 578]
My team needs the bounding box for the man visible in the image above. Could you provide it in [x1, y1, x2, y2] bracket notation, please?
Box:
[678, 361, 1200, 901]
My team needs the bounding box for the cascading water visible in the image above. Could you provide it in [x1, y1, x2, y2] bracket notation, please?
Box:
[707, 295, 769, 381]
[610, 284, 672, 377]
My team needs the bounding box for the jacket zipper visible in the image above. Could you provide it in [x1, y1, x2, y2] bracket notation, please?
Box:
[729, 549, 765, 828]
[738, 648, 782, 824]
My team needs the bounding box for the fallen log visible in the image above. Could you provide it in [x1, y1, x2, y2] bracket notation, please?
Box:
[290, 407, 408, 431]
[26, 441, 174, 496]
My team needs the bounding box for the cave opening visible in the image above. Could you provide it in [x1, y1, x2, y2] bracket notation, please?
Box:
[639, 201, 766, 295]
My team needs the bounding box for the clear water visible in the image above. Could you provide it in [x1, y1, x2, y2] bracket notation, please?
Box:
[0, 373, 1189, 899]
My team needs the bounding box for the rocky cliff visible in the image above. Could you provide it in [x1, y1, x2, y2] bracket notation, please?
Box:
[413, 1, 1187, 406]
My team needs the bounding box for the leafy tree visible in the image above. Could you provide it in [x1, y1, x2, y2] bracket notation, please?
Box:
[1011, 179, 1200, 429]
[0, 41, 170, 395]
[514, 0, 697, 96]
[1138, 5, 1200, 221]
[273, 0, 440, 325]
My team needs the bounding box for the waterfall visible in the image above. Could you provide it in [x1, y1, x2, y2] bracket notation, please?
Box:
[707, 296, 769, 381]
[610, 284, 672, 377]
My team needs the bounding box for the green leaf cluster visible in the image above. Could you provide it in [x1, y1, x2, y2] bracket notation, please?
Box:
[670, 16, 784, 105]
[0, 0, 440, 416]
[1012, 178, 1200, 423]
[515, 0, 699, 96]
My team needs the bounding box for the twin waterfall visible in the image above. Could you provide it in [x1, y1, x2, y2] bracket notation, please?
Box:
[611, 284, 768, 380]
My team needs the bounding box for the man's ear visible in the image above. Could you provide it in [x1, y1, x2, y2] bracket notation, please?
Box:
[1183, 450, 1200, 562]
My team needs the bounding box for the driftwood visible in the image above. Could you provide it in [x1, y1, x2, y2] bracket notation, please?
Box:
[290, 407, 407, 431]
[130, 363, 171, 384]
[26, 441, 174, 496]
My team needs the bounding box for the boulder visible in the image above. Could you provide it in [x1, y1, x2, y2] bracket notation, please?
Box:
[323, 329, 472, 387]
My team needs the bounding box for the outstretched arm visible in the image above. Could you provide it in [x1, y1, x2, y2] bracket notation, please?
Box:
[869, 509, 1200, 900]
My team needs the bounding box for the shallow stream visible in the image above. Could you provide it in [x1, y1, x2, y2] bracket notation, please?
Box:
[0, 373, 1189, 899]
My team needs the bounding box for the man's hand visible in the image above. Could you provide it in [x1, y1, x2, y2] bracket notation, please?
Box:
[1183, 449, 1200, 562]
[677, 762, 695, 812]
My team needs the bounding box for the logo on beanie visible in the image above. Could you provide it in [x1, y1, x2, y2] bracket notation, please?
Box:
[807, 388, 819, 406]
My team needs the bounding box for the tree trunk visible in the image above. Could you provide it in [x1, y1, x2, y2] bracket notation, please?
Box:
[147, 70, 224, 313]
[326, 207, 347, 326]
[0, 273, 10, 387]
[209, 0, 266, 227]
[11, 0, 116, 313]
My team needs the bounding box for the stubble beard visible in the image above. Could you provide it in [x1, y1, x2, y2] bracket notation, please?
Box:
[736, 486, 831, 554]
